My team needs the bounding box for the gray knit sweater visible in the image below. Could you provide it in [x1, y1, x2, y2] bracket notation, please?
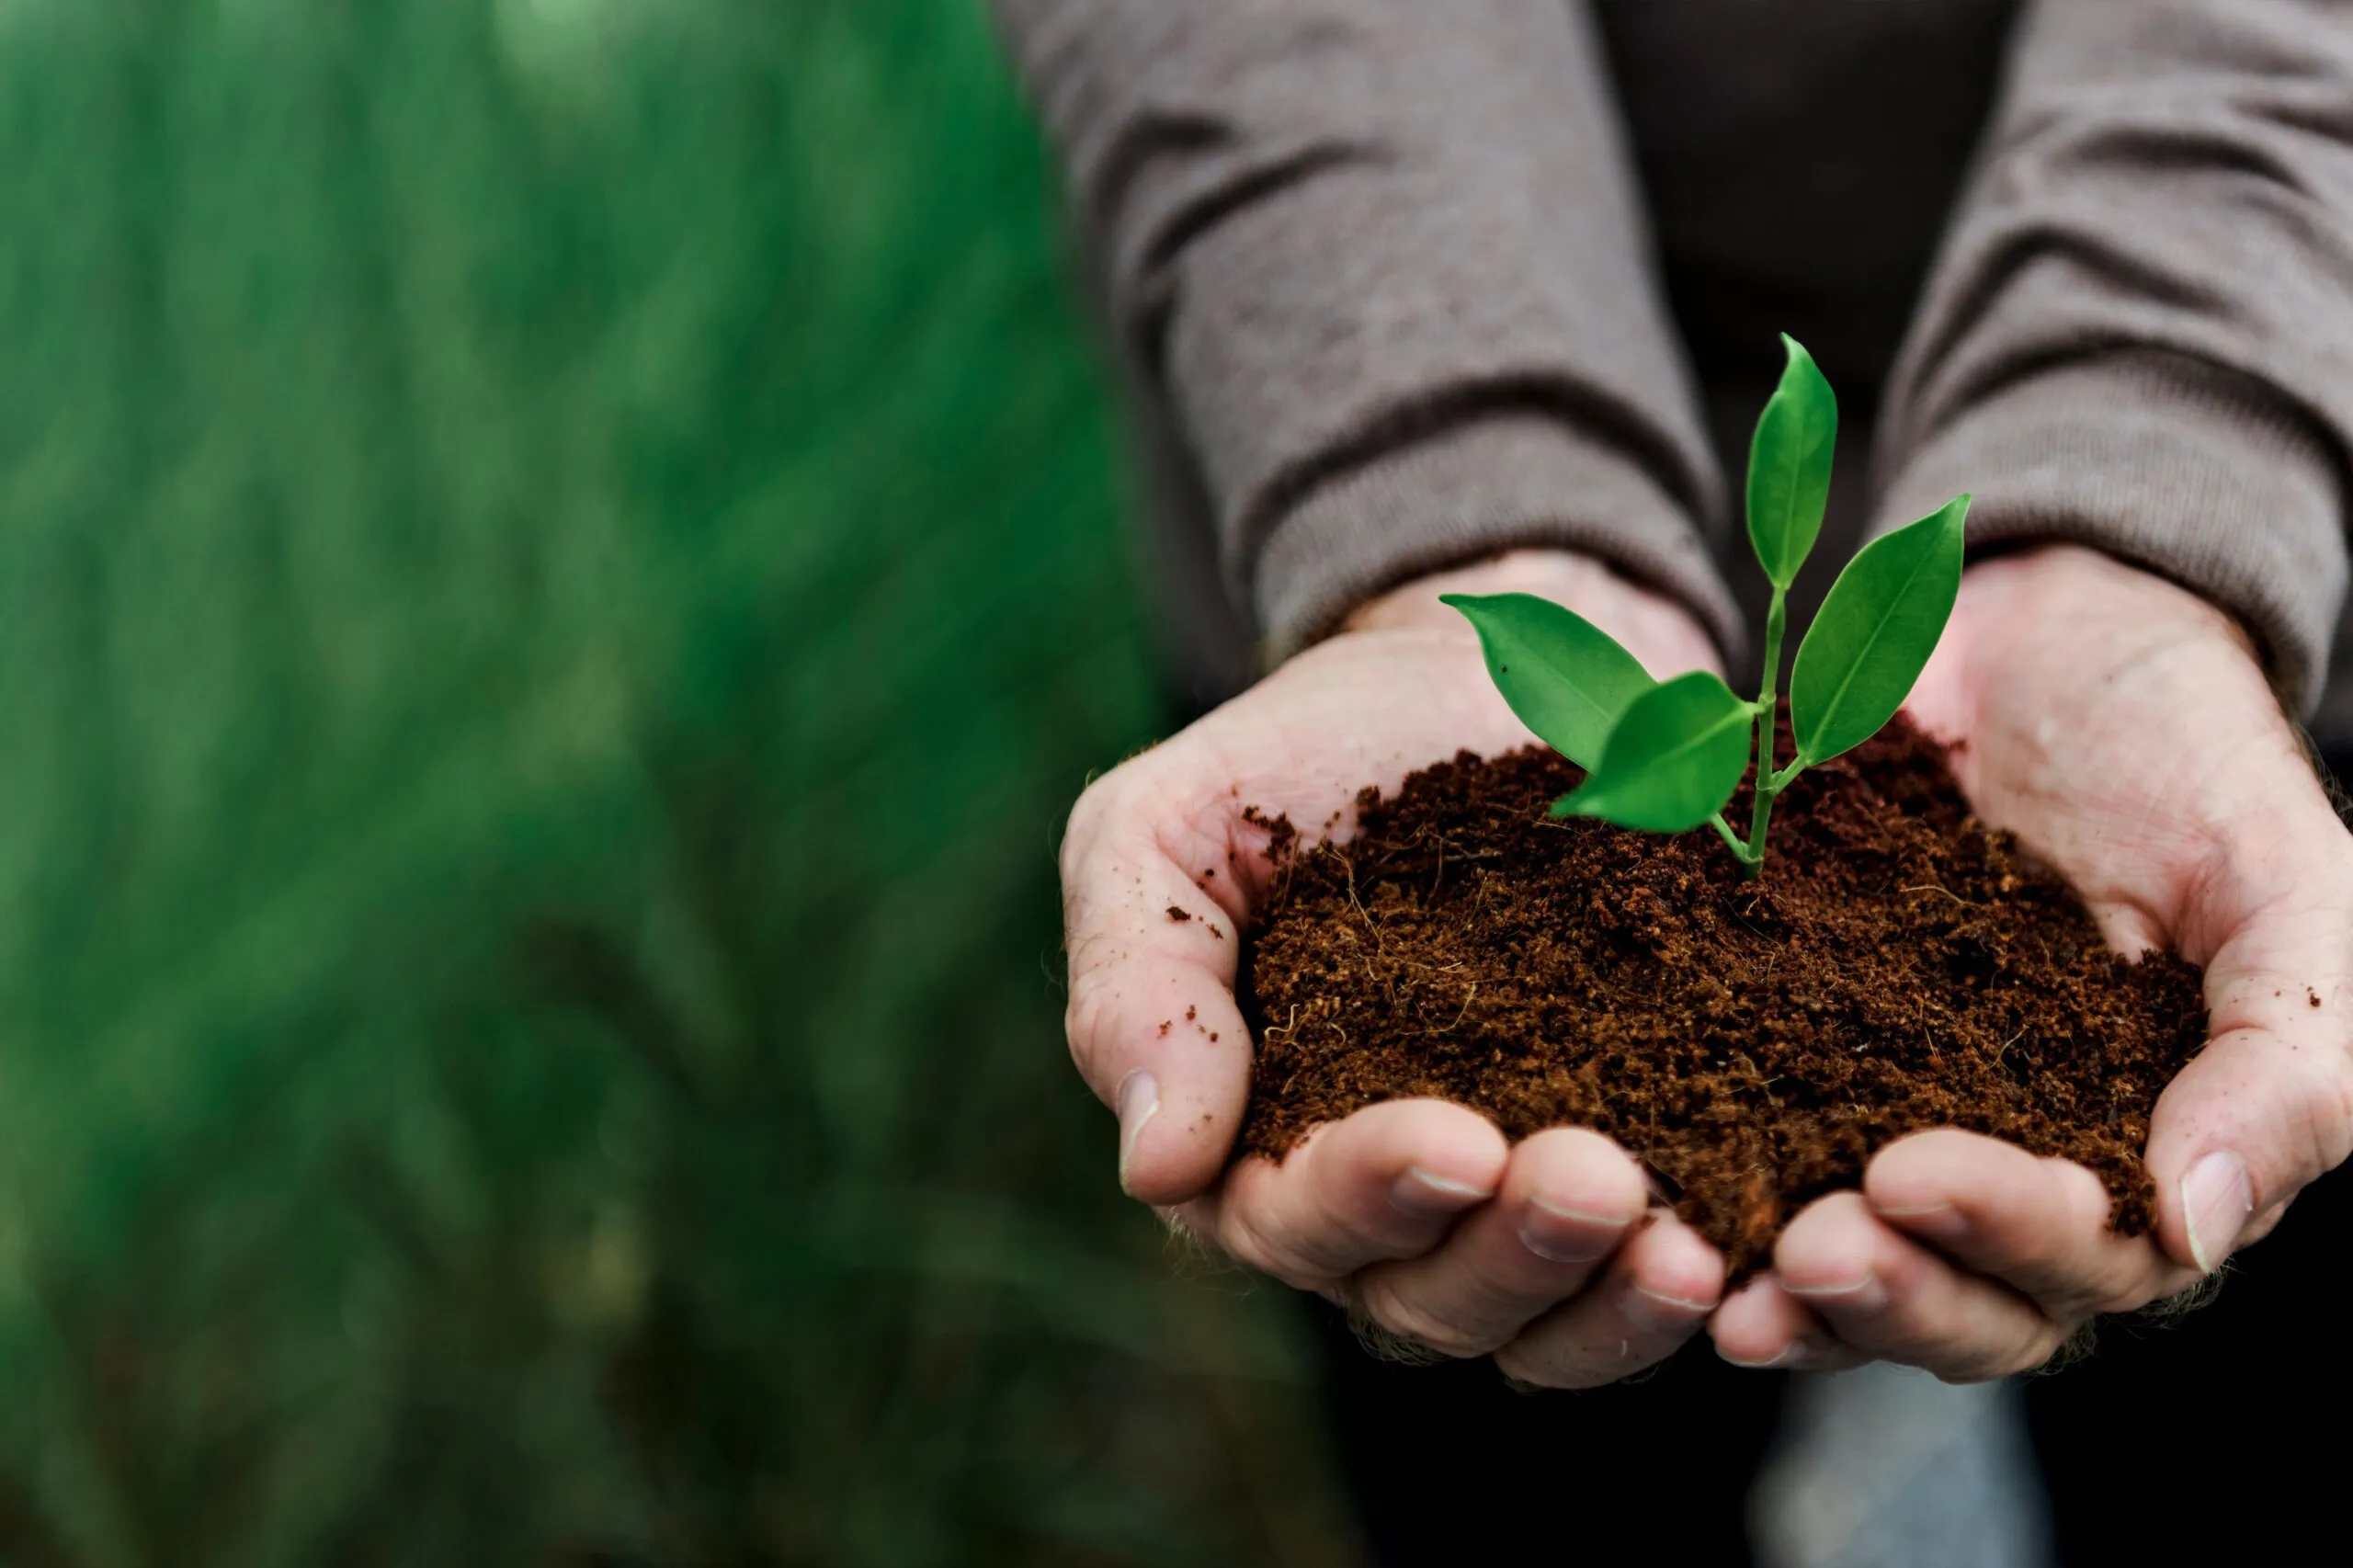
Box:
[995, 0, 2353, 721]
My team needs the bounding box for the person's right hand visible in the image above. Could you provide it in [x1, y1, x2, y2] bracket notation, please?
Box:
[1061, 549, 1733, 1387]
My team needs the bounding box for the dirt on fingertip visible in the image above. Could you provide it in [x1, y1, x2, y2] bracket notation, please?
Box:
[1236, 712, 2209, 1281]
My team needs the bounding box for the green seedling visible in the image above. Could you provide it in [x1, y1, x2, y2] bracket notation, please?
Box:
[1445, 335, 1968, 877]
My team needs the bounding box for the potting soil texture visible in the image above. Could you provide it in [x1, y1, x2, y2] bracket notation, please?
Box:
[1239, 716, 2209, 1279]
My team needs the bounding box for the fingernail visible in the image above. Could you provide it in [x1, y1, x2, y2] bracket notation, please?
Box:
[1719, 1343, 1810, 1370]
[1786, 1274, 1888, 1314]
[1519, 1196, 1631, 1264]
[1391, 1165, 1493, 1219]
[2182, 1150, 2253, 1274]
[1115, 1071, 1159, 1194]
[1622, 1282, 1714, 1335]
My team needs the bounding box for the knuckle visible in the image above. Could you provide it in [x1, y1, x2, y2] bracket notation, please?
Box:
[1358, 1279, 1499, 1359]
[1889, 1294, 2063, 1383]
[2044, 1280, 2127, 1327]
[1934, 1359, 2016, 1387]
[1490, 1339, 1575, 1389]
[1061, 767, 1131, 858]
[1059, 778, 1156, 915]
[1210, 1202, 1283, 1278]
[1857, 1298, 1947, 1363]
[1944, 1323, 2066, 1384]
[1061, 972, 1125, 1081]
[2080, 1248, 2169, 1318]
[2014, 1323, 2074, 1376]
[1945, 1342, 2037, 1384]
[1495, 1329, 1646, 1392]
[1999, 1245, 2074, 1300]
[1856, 1267, 2006, 1377]
[1215, 1201, 1330, 1292]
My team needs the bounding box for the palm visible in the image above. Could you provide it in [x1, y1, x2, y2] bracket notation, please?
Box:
[1061, 553, 1736, 1387]
[1119, 624, 1539, 881]
[1911, 550, 2329, 955]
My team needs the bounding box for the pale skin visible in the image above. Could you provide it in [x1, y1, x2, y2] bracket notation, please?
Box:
[1060, 541, 2353, 1383]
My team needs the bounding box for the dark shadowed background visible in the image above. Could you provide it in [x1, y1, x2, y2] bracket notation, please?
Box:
[0, 2, 1354, 1561]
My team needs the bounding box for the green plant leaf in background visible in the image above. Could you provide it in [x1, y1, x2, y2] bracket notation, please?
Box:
[1745, 335, 1838, 589]
[1441, 592, 1655, 768]
[1551, 671, 1753, 833]
[1790, 494, 1972, 766]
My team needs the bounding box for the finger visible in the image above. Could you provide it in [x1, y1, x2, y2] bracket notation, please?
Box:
[1188, 1099, 1508, 1291]
[1865, 1130, 2191, 1320]
[1060, 767, 1261, 1204]
[2144, 892, 2353, 1274]
[1777, 1192, 2069, 1381]
[1710, 1272, 1867, 1373]
[1494, 1210, 1724, 1390]
[1354, 1129, 1649, 1357]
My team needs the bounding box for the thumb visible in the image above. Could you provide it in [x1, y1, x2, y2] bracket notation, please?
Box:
[1060, 771, 1263, 1206]
[2145, 882, 2353, 1274]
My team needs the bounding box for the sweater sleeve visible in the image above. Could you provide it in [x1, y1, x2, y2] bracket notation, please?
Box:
[991, 0, 1742, 663]
[1873, 0, 2353, 712]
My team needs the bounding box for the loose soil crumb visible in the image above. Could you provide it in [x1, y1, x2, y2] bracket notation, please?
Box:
[1239, 715, 2209, 1279]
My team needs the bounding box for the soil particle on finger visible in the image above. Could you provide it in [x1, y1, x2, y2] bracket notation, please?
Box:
[1237, 713, 2209, 1280]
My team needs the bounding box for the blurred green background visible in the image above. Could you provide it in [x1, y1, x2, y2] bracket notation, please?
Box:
[0, 1, 1356, 1562]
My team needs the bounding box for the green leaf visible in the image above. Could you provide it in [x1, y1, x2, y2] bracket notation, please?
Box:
[1550, 671, 1753, 833]
[1790, 494, 1970, 767]
[1440, 592, 1654, 769]
[1746, 335, 1838, 589]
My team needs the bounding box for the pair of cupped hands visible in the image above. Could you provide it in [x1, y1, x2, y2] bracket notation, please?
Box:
[1063, 543, 2353, 1383]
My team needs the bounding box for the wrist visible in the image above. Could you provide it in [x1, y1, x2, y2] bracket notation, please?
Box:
[1343, 550, 1725, 679]
[1911, 542, 2289, 805]
[1957, 545, 2260, 669]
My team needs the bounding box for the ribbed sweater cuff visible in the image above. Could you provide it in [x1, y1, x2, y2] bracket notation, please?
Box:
[1875, 353, 2347, 713]
[1248, 414, 1745, 665]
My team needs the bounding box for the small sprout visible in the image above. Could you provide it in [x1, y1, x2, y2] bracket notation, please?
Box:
[1445, 334, 1969, 877]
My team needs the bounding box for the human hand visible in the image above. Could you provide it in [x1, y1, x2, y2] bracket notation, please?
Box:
[1063, 550, 1735, 1385]
[1712, 544, 2353, 1380]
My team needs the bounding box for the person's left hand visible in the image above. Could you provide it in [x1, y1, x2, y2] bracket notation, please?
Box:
[1711, 543, 2353, 1381]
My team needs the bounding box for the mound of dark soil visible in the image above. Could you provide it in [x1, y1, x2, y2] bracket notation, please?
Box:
[1238, 715, 2209, 1279]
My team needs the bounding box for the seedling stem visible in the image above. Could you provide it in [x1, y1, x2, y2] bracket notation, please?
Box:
[1735, 583, 1791, 878]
